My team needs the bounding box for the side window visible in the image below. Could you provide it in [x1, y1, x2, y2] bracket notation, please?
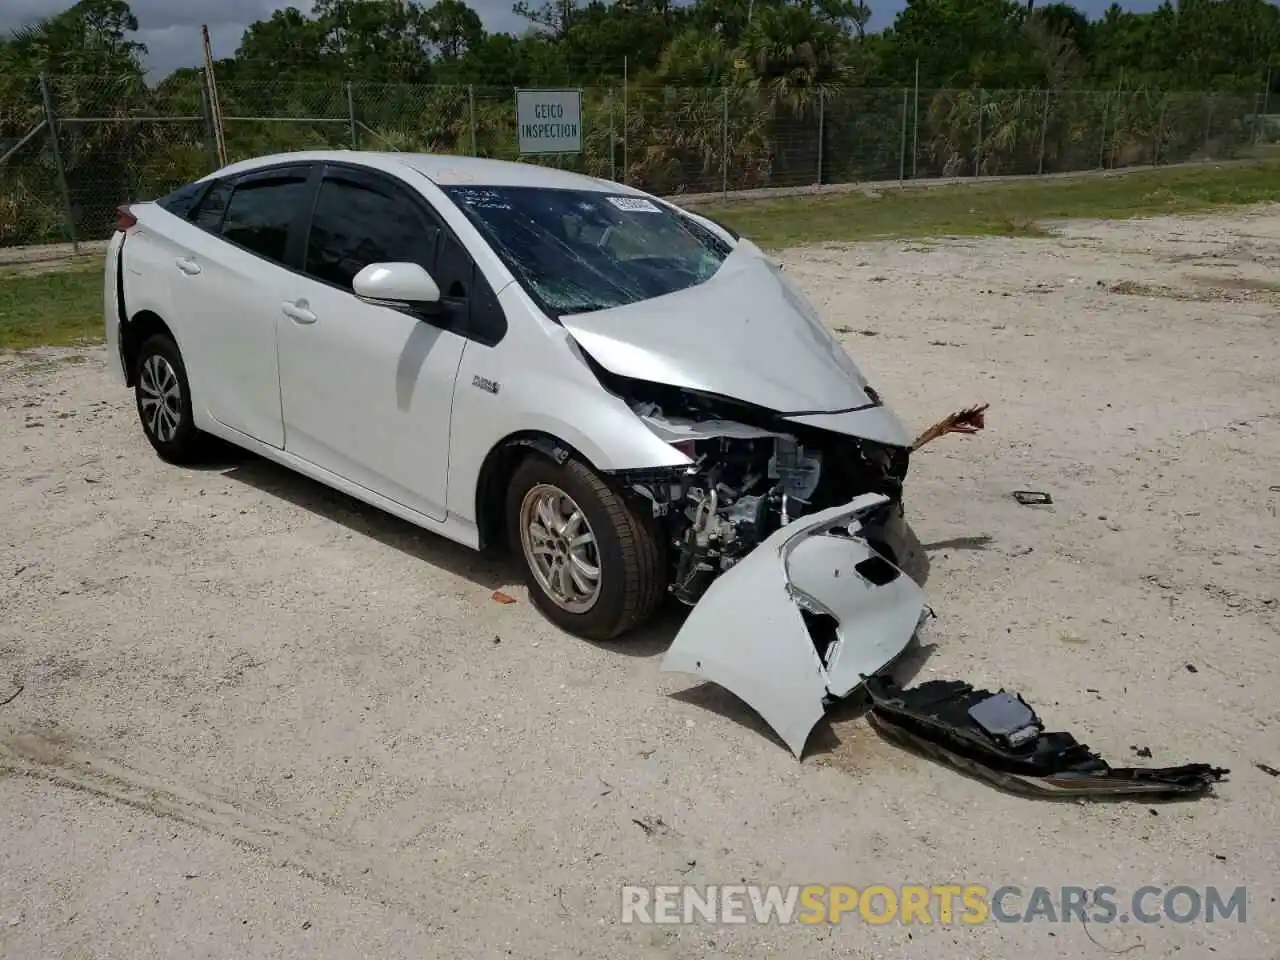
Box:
[434, 232, 473, 301]
[156, 181, 208, 220]
[468, 268, 506, 346]
[675, 212, 735, 256]
[677, 208, 739, 243]
[436, 223, 509, 343]
[220, 176, 310, 265]
[304, 177, 440, 290]
[435, 230, 506, 344]
[192, 181, 233, 233]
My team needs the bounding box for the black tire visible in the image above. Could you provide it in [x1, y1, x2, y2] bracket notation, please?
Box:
[133, 332, 204, 464]
[506, 454, 665, 641]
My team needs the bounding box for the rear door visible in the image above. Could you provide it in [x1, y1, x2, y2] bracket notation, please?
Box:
[275, 164, 476, 520]
[161, 164, 315, 448]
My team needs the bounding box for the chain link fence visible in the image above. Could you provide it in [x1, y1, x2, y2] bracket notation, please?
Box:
[1, 71, 1269, 248]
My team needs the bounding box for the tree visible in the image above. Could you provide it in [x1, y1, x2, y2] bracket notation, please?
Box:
[812, 0, 873, 39]
[1032, 2, 1089, 56]
[312, 0, 434, 81]
[1090, 2, 1176, 86]
[422, 0, 485, 59]
[738, 3, 849, 95]
[233, 7, 330, 80]
[0, 0, 151, 244]
[1171, 0, 1279, 91]
[1, 0, 145, 78]
[655, 28, 734, 86]
[1025, 2, 1088, 88]
[512, 0, 578, 39]
[563, 1, 671, 80]
[878, 0, 1048, 88]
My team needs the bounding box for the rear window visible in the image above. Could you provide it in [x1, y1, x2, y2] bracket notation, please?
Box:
[220, 176, 310, 266]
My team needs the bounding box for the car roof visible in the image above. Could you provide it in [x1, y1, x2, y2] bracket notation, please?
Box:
[204, 150, 647, 195]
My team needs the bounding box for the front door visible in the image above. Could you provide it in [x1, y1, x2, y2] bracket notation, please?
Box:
[276, 166, 469, 521]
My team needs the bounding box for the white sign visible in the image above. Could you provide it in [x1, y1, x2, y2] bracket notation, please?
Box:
[516, 89, 582, 155]
[607, 196, 660, 213]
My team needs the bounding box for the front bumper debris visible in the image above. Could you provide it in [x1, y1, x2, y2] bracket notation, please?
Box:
[661, 493, 928, 758]
[660, 400, 1226, 799]
[865, 677, 1229, 798]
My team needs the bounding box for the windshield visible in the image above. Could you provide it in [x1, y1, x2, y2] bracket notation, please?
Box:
[441, 186, 733, 316]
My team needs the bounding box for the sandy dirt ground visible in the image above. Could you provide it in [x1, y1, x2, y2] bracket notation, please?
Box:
[2, 207, 1278, 959]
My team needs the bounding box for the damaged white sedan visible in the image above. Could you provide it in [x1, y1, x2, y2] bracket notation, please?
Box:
[105, 151, 974, 757]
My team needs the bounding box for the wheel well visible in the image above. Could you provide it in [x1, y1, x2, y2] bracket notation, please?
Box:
[474, 431, 576, 552]
[121, 310, 174, 386]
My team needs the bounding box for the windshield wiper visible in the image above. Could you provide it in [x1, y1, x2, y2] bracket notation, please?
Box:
[559, 302, 620, 316]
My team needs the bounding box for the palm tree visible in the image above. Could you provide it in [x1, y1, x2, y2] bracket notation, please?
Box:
[1, 1, 153, 240]
[736, 4, 848, 103]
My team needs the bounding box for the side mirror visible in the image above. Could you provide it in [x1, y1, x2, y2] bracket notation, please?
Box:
[352, 262, 442, 315]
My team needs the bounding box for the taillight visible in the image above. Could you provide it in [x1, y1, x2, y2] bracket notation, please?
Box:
[115, 204, 137, 232]
[670, 440, 697, 458]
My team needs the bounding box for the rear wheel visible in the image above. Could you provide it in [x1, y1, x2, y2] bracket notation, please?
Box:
[506, 454, 665, 641]
[134, 333, 203, 464]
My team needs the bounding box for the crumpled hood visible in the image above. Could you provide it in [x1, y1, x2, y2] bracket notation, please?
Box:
[559, 247, 876, 415]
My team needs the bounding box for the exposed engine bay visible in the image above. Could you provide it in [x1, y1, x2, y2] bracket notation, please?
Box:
[610, 379, 913, 605]
[585, 353, 1001, 761]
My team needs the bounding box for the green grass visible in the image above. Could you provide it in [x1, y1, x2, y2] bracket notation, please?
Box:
[691, 161, 1280, 248]
[0, 267, 103, 350]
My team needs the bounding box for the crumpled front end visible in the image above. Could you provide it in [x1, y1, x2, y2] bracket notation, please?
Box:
[661, 493, 929, 758]
[581, 359, 984, 758]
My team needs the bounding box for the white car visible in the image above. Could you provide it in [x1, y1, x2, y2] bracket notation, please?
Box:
[104, 150, 927, 756]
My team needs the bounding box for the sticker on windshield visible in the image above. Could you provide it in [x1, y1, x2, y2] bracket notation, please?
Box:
[607, 196, 661, 213]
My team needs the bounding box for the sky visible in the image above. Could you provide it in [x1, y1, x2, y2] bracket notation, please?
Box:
[2, 0, 1170, 79]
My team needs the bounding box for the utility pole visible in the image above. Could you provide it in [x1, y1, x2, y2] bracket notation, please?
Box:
[911, 58, 920, 179]
[201, 24, 227, 166]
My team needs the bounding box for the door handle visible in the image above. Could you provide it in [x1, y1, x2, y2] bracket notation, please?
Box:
[282, 300, 317, 324]
[175, 257, 201, 276]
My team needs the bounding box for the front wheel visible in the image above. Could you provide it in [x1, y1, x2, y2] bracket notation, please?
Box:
[506, 454, 665, 641]
[133, 332, 203, 464]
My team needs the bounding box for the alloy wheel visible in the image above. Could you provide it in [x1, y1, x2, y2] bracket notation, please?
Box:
[138, 353, 183, 443]
[518, 483, 602, 614]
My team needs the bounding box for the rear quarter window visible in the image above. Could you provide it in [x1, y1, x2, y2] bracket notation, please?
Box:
[192, 182, 233, 232]
[155, 181, 210, 220]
